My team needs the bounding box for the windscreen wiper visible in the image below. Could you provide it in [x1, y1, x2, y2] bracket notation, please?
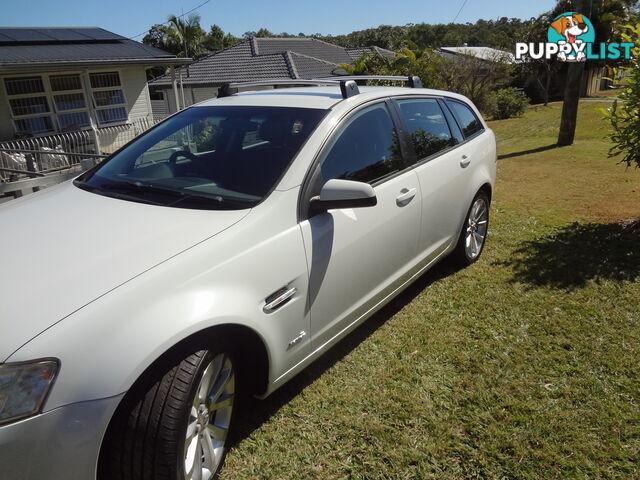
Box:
[98, 180, 185, 198]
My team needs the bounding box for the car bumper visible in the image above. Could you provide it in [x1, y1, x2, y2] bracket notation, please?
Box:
[0, 394, 123, 480]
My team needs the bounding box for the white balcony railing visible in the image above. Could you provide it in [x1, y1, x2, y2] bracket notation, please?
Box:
[0, 117, 165, 183]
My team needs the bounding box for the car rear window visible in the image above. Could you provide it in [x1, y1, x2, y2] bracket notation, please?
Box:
[396, 98, 456, 161]
[445, 99, 484, 138]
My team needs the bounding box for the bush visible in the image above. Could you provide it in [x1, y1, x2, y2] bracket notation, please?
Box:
[486, 88, 529, 120]
[605, 23, 640, 168]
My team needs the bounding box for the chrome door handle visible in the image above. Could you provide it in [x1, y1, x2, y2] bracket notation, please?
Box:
[263, 287, 297, 313]
[460, 154, 471, 168]
[396, 188, 417, 206]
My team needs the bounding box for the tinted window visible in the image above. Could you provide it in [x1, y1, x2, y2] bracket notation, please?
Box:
[440, 100, 464, 144]
[446, 100, 483, 138]
[75, 106, 327, 209]
[320, 103, 403, 185]
[396, 98, 455, 161]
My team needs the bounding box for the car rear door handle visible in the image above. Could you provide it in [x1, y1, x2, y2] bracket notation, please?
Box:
[396, 188, 417, 206]
[460, 154, 471, 168]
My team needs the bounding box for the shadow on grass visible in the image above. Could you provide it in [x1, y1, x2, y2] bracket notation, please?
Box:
[229, 259, 462, 447]
[498, 143, 558, 160]
[499, 222, 640, 290]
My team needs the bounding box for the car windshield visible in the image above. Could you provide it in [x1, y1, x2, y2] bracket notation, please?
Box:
[75, 105, 328, 210]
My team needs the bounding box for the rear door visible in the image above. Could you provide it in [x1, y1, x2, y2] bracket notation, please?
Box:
[392, 97, 476, 262]
[298, 101, 423, 350]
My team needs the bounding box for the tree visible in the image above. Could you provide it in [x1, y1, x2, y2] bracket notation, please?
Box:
[203, 24, 225, 52]
[223, 32, 242, 47]
[165, 13, 207, 58]
[605, 22, 640, 168]
[517, 14, 563, 106]
[338, 44, 447, 90]
[142, 24, 171, 51]
[341, 44, 515, 114]
[142, 14, 216, 58]
[557, 0, 637, 145]
[244, 28, 274, 39]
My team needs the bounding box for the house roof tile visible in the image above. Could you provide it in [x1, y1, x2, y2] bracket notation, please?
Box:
[149, 37, 391, 87]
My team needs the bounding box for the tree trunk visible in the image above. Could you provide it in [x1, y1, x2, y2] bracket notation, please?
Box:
[544, 65, 551, 107]
[557, 0, 589, 146]
[557, 61, 585, 146]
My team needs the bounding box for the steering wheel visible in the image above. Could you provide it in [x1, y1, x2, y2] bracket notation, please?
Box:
[169, 150, 197, 165]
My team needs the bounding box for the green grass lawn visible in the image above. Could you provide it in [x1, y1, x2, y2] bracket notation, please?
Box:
[221, 101, 640, 480]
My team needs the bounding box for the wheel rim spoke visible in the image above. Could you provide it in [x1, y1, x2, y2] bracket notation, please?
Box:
[210, 392, 234, 411]
[208, 363, 233, 406]
[207, 423, 229, 443]
[186, 409, 199, 442]
[201, 428, 217, 472]
[192, 449, 203, 480]
[198, 356, 223, 402]
[184, 435, 199, 478]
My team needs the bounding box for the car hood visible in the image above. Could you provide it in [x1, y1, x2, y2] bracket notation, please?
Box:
[0, 182, 249, 361]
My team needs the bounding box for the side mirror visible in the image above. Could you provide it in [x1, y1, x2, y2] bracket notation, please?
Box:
[309, 179, 377, 215]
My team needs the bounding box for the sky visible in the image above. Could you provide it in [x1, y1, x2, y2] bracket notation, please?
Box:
[1, 0, 557, 39]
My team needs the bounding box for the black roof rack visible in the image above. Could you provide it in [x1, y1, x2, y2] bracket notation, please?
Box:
[218, 78, 360, 99]
[217, 75, 424, 100]
[315, 75, 424, 88]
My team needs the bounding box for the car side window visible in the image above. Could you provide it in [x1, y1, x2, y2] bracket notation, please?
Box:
[439, 99, 464, 144]
[396, 98, 456, 161]
[319, 103, 403, 185]
[445, 99, 484, 138]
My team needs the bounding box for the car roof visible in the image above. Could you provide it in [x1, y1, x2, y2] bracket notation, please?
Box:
[192, 86, 468, 110]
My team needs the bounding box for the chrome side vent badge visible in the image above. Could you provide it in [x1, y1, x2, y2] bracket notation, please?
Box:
[263, 286, 297, 313]
[287, 331, 307, 349]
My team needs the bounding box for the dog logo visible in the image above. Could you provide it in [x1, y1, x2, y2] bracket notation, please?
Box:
[547, 12, 595, 61]
[516, 12, 633, 62]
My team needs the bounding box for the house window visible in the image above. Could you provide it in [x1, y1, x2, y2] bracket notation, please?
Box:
[4, 77, 55, 135]
[3, 73, 93, 136]
[89, 72, 127, 125]
[49, 74, 91, 130]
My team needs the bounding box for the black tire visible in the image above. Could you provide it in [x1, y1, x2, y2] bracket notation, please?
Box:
[100, 346, 238, 480]
[451, 191, 490, 266]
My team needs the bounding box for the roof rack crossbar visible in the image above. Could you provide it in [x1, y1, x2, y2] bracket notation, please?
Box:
[218, 79, 360, 99]
[315, 75, 424, 88]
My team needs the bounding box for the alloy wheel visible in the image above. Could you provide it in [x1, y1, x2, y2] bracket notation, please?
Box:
[464, 196, 488, 260]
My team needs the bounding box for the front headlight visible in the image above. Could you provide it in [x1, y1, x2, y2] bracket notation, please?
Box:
[0, 359, 59, 426]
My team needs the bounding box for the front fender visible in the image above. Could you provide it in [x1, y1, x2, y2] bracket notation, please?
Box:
[8, 189, 311, 411]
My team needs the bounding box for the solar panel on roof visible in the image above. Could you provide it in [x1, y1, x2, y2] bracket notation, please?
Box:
[74, 28, 124, 40]
[0, 29, 53, 42]
[37, 28, 93, 41]
[0, 27, 125, 43]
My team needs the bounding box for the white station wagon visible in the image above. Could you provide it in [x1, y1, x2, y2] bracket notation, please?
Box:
[0, 76, 496, 480]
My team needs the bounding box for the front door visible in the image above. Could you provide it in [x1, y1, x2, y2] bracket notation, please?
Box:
[298, 102, 423, 350]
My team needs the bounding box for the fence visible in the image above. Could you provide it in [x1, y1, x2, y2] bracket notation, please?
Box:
[0, 117, 163, 183]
